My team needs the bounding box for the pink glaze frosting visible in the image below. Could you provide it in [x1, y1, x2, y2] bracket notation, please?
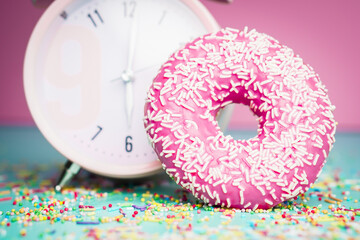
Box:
[144, 27, 336, 209]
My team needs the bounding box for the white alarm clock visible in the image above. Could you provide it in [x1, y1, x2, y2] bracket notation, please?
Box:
[24, 0, 232, 188]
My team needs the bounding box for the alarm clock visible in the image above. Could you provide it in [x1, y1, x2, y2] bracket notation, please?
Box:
[24, 0, 232, 188]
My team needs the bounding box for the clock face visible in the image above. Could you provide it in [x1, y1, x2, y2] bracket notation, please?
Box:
[24, 0, 219, 177]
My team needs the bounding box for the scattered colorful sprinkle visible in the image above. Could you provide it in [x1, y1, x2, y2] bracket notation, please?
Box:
[0, 154, 359, 239]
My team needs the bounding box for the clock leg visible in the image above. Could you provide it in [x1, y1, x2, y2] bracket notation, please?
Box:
[54, 160, 81, 192]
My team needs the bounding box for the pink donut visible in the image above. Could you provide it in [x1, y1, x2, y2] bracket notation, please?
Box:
[144, 28, 336, 209]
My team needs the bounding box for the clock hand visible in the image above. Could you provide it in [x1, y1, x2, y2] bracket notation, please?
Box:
[111, 61, 162, 83]
[122, 16, 137, 128]
[120, 71, 134, 128]
[134, 61, 163, 74]
[111, 60, 162, 83]
[126, 16, 137, 73]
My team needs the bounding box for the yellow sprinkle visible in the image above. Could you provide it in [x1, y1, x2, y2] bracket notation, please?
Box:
[81, 208, 96, 212]
[0, 190, 11, 195]
[114, 215, 124, 220]
[317, 216, 334, 222]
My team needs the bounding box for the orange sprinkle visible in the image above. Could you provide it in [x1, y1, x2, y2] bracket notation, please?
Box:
[328, 195, 343, 202]
[324, 199, 336, 204]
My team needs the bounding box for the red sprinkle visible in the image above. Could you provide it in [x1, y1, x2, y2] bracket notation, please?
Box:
[102, 206, 106, 210]
[0, 197, 12, 202]
[188, 223, 192, 230]
[108, 204, 112, 208]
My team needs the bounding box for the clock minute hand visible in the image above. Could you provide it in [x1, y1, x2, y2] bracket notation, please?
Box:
[126, 16, 137, 73]
[122, 16, 137, 128]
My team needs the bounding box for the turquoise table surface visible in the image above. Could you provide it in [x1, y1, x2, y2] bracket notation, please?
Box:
[0, 126, 359, 239]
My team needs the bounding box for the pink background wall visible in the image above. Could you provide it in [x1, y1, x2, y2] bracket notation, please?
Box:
[0, 0, 359, 131]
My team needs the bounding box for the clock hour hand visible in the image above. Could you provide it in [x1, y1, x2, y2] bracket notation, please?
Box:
[134, 61, 163, 74]
[120, 71, 134, 128]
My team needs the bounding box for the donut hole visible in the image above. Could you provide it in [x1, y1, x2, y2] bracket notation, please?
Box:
[222, 104, 259, 141]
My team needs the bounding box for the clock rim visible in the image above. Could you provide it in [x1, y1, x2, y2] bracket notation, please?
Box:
[23, 0, 220, 178]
